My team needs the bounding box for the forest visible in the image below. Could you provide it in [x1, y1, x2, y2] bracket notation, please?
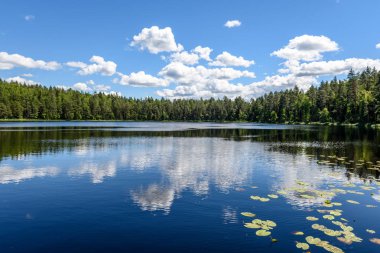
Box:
[0, 68, 380, 124]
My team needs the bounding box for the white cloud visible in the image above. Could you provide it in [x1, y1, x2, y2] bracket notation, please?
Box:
[130, 26, 182, 54]
[93, 84, 111, 92]
[159, 62, 255, 85]
[376, 43, 380, 49]
[114, 71, 169, 87]
[24, 15, 35, 21]
[0, 52, 60, 70]
[156, 62, 256, 99]
[295, 58, 380, 77]
[224, 20, 241, 28]
[170, 51, 199, 65]
[5, 76, 38, 85]
[192, 46, 213, 61]
[209, 51, 254, 67]
[73, 82, 92, 92]
[21, 73, 33, 77]
[66, 56, 117, 76]
[271, 35, 339, 61]
[72, 81, 112, 93]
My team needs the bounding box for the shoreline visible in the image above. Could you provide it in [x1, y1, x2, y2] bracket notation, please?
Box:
[0, 119, 379, 128]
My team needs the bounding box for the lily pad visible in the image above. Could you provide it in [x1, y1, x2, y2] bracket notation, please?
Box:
[370, 238, 380, 245]
[323, 215, 335, 220]
[295, 242, 309, 250]
[256, 229, 271, 236]
[244, 223, 261, 229]
[366, 229, 376, 234]
[241, 212, 256, 217]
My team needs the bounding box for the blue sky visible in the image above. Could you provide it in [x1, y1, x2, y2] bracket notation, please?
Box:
[1, 0, 380, 99]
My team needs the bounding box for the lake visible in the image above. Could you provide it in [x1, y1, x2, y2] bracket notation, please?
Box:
[0, 122, 379, 253]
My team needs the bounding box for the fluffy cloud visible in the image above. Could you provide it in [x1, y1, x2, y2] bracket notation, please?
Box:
[170, 51, 199, 65]
[192, 46, 213, 61]
[295, 58, 380, 77]
[5, 76, 38, 85]
[155, 62, 256, 98]
[114, 71, 169, 87]
[271, 35, 339, 61]
[67, 56, 117, 76]
[73, 81, 112, 93]
[159, 62, 255, 85]
[0, 52, 60, 70]
[224, 20, 241, 28]
[73, 82, 92, 92]
[130, 26, 182, 54]
[157, 81, 250, 99]
[376, 43, 380, 49]
[209, 51, 254, 67]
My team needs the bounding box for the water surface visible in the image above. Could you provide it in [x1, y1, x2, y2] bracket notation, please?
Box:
[0, 122, 379, 253]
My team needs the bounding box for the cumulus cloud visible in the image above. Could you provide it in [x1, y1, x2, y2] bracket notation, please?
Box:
[295, 58, 380, 77]
[0, 52, 60, 70]
[192, 46, 213, 61]
[66, 56, 117, 76]
[224, 20, 241, 28]
[271, 35, 339, 61]
[156, 34, 380, 99]
[114, 71, 169, 87]
[159, 62, 255, 85]
[155, 62, 256, 98]
[5, 76, 38, 85]
[73, 82, 92, 92]
[376, 43, 380, 49]
[72, 81, 112, 93]
[170, 51, 199, 65]
[209, 51, 254, 67]
[130, 26, 182, 54]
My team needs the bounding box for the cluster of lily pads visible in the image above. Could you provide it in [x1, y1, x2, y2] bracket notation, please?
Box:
[295, 236, 345, 253]
[240, 172, 380, 252]
[242, 213, 277, 238]
[317, 155, 380, 177]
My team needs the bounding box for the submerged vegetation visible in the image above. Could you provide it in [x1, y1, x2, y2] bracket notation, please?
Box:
[1, 68, 380, 123]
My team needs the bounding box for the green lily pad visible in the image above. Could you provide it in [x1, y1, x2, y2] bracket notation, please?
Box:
[366, 229, 376, 234]
[295, 242, 309, 250]
[256, 229, 271, 236]
[241, 212, 256, 217]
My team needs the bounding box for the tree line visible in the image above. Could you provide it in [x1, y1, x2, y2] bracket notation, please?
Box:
[0, 68, 380, 123]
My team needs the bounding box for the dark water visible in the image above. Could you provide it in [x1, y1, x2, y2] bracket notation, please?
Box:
[0, 122, 379, 253]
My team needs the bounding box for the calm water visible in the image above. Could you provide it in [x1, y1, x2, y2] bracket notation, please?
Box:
[0, 122, 379, 253]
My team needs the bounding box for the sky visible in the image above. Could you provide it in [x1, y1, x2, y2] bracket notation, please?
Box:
[0, 0, 380, 99]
